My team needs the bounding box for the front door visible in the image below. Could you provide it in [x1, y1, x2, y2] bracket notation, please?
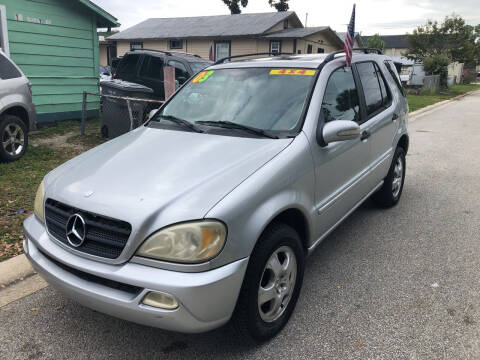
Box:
[310, 63, 373, 239]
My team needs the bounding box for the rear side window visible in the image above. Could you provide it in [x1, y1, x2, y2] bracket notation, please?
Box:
[139, 56, 164, 80]
[356, 62, 383, 116]
[321, 67, 360, 123]
[384, 60, 405, 96]
[0, 54, 22, 80]
[375, 63, 391, 107]
[117, 54, 140, 77]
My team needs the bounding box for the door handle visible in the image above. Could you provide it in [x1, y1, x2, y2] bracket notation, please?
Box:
[360, 130, 371, 141]
[392, 113, 399, 121]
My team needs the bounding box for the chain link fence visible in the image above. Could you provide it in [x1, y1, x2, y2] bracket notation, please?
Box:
[81, 91, 164, 138]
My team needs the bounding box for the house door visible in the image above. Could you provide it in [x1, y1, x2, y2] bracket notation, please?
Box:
[0, 4, 9, 56]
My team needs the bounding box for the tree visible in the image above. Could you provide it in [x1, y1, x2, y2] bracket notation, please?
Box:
[423, 54, 450, 88]
[367, 34, 385, 52]
[407, 15, 480, 65]
[268, 0, 289, 11]
[222, 0, 248, 14]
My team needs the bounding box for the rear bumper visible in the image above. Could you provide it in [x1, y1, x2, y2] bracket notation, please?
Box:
[23, 215, 248, 333]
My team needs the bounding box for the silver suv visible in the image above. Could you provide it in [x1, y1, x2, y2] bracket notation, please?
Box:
[0, 51, 36, 162]
[24, 51, 408, 342]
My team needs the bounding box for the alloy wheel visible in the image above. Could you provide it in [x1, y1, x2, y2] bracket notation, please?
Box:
[392, 156, 404, 198]
[257, 245, 297, 323]
[2, 123, 25, 156]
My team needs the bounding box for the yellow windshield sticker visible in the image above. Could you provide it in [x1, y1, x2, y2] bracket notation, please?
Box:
[270, 69, 316, 76]
[192, 70, 214, 83]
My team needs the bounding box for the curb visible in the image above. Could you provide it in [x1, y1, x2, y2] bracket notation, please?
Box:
[409, 89, 480, 121]
[0, 254, 35, 288]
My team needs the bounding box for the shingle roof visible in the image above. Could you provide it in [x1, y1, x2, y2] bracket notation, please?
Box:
[362, 35, 408, 49]
[109, 12, 301, 40]
[263, 26, 328, 38]
[78, 0, 119, 27]
[336, 32, 361, 42]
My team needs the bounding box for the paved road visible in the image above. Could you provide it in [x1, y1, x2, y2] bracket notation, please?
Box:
[1, 92, 480, 360]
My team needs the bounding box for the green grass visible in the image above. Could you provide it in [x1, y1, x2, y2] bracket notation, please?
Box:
[407, 84, 480, 112]
[0, 119, 105, 261]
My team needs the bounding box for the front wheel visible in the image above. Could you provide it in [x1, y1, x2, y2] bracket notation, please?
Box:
[372, 146, 406, 207]
[0, 115, 28, 163]
[232, 223, 305, 342]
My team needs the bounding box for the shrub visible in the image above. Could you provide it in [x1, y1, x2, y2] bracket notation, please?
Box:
[423, 54, 450, 88]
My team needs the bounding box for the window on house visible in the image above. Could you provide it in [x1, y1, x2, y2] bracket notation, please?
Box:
[356, 61, 384, 116]
[297, 50, 302, 54]
[169, 40, 183, 49]
[130, 42, 143, 51]
[270, 41, 281, 54]
[307, 44, 313, 54]
[283, 20, 289, 29]
[215, 41, 230, 61]
[321, 67, 360, 123]
[317, 48, 324, 53]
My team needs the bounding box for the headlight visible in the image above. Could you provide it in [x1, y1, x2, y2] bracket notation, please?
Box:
[34, 180, 45, 222]
[136, 221, 227, 263]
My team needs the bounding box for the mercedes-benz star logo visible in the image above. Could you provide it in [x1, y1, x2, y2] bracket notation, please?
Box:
[66, 214, 86, 248]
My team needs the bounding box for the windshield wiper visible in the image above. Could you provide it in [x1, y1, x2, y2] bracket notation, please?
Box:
[195, 120, 278, 139]
[157, 114, 204, 133]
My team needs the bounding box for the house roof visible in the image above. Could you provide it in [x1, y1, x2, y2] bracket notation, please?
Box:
[336, 32, 363, 45]
[78, 0, 120, 28]
[108, 12, 302, 40]
[363, 34, 408, 49]
[263, 26, 328, 38]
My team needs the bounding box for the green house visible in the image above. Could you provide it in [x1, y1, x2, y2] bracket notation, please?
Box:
[0, 0, 119, 123]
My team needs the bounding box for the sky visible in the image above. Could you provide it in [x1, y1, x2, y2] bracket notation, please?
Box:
[93, 0, 480, 35]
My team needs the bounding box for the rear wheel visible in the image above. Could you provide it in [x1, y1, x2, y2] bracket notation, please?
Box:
[232, 222, 305, 342]
[372, 146, 406, 207]
[0, 115, 28, 163]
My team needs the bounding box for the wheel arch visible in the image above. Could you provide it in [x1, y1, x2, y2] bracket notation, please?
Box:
[397, 133, 409, 154]
[1, 105, 30, 131]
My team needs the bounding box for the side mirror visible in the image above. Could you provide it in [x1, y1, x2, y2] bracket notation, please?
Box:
[148, 108, 160, 120]
[317, 120, 361, 146]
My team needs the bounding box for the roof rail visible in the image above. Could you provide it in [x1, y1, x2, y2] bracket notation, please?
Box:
[131, 49, 203, 58]
[323, 48, 384, 64]
[213, 52, 294, 65]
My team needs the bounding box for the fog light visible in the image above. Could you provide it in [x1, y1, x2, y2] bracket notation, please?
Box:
[142, 291, 178, 310]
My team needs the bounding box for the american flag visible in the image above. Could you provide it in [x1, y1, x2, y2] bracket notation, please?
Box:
[344, 4, 356, 67]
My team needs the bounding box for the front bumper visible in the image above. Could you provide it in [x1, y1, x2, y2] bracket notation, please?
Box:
[23, 215, 248, 333]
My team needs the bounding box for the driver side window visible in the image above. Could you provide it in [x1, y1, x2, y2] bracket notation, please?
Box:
[321, 67, 360, 123]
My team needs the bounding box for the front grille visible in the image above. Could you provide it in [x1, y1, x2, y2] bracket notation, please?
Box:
[45, 199, 132, 259]
[39, 249, 142, 295]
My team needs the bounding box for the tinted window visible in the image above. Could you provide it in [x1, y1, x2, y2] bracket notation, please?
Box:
[167, 60, 189, 84]
[375, 63, 391, 106]
[139, 56, 164, 80]
[356, 62, 383, 116]
[384, 60, 405, 96]
[0, 54, 22, 80]
[117, 54, 140, 77]
[321, 67, 360, 123]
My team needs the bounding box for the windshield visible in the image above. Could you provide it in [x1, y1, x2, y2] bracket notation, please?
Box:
[190, 62, 212, 73]
[153, 67, 316, 134]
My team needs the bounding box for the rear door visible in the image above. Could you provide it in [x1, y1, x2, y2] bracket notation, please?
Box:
[310, 63, 372, 238]
[354, 61, 397, 186]
[137, 55, 165, 99]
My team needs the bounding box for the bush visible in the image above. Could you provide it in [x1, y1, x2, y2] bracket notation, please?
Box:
[423, 54, 450, 88]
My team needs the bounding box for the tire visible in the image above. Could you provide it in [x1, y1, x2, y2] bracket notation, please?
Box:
[232, 222, 305, 343]
[372, 146, 406, 208]
[0, 115, 28, 163]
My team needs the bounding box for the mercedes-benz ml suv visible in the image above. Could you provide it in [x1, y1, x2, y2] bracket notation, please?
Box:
[24, 50, 409, 342]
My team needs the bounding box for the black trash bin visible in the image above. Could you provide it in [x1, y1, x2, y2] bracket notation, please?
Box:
[100, 80, 154, 139]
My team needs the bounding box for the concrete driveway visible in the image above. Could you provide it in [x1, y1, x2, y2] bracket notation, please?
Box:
[1, 91, 480, 360]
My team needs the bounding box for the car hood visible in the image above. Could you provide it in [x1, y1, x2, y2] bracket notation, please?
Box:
[45, 127, 292, 250]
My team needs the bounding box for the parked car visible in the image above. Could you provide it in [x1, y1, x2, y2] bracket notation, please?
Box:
[0, 51, 36, 163]
[25, 51, 409, 342]
[112, 49, 212, 99]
